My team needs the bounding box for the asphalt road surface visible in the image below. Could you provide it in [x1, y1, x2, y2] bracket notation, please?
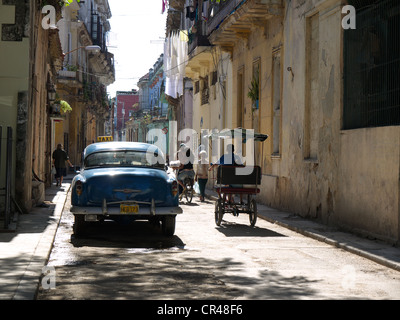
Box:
[36, 192, 400, 301]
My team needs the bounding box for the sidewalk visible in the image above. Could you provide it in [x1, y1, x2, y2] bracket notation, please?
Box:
[0, 179, 71, 300]
[0, 181, 399, 300]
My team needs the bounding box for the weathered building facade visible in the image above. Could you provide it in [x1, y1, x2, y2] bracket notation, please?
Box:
[126, 55, 170, 157]
[165, 0, 400, 244]
[0, 0, 114, 224]
[204, 0, 283, 186]
[114, 90, 139, 141]
[56, 0, 115, 166]
[164, 0, 192, 147]
[253, 0, 400, 244]
[0, 0, 64, 221]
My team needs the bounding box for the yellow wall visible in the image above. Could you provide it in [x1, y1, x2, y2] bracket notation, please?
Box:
[230, 17, 283, 173]
[0, 36, 30, 201]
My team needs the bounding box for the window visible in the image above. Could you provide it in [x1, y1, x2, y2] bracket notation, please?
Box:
[272, 51, 282, 155]
[92, 14, 98, 41]
[251, 59, 260, 111]
[343, 0, 400, 129]
[84, 150, 165, 169]
[237, 68, 244, 127]
[211, 71, 218, 100]
[304, 13, 319, 160]
[201, 75, 209, 105]
[67, 33, 72, 66]
[211, 71, 218, 86]
[64, 133, 69, 156]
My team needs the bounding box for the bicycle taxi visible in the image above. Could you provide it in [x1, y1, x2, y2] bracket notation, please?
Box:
[206, 128, 269, 227]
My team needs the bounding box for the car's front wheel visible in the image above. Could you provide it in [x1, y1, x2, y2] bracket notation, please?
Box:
[162, 215, 176, 236]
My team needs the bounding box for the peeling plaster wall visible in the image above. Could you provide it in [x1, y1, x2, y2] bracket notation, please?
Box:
[259, 0, 400, 243]
[260, 0, 344, 222]
[259, 0, 343, 219]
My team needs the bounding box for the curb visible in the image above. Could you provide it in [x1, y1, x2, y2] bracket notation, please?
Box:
[12, 185, 71, 300]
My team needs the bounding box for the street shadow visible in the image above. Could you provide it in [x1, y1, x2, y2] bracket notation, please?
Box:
[0, 202, 57, 243]
[70, 220, 186, 250]
[216, 221, 286, 238]
[36, 251, 372, 300]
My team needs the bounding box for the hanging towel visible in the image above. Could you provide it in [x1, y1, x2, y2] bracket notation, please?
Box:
[180, 30, 189, 42]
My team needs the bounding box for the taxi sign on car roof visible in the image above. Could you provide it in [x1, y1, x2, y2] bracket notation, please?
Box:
[97, 136, 113, 142]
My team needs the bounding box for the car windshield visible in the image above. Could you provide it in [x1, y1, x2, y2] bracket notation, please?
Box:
[84, 150, 165, 169]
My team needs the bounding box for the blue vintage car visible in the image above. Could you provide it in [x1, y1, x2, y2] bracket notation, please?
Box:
[70, 141, 182, 236]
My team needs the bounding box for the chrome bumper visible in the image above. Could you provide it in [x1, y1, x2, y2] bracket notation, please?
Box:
[71, 199, 182, 216]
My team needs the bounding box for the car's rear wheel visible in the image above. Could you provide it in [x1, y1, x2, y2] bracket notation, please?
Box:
[149, 217, 161, 228]
[162, 215, 176, 236]
[73, 215, 87, 237]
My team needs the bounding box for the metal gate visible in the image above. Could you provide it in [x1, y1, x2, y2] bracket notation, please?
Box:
[343, 0, 400, 129]
[0, 126, 13, 229]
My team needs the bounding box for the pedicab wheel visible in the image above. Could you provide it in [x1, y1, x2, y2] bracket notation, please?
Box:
[249, 199, 257, 227]
[214, 198, 224, 226]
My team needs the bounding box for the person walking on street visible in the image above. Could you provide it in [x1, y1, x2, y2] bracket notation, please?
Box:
[195, 150, 209, 202]
[52, 143, 73, 187]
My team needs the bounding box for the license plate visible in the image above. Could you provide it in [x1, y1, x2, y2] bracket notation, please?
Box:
[120, 204, 139, 214]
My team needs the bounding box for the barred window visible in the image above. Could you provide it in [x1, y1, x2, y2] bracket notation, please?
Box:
[343, 0, 400, 129]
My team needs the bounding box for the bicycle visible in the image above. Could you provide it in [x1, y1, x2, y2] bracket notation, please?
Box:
[179, 176, 194, 203]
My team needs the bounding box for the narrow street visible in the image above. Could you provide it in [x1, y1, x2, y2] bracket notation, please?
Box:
[36, 190, 400, 301]
[3, 0, 400, 307]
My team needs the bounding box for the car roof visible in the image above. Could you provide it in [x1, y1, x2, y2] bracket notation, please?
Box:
[83, 141, 162, 159]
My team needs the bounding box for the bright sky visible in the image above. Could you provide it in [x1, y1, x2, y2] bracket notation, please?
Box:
[106, 0, 167, 98]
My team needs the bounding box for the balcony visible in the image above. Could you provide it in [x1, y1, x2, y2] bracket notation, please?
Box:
[58, 70, 76, 78]
[207, 0, 283, 48]
[57, 69, 82, 88]
[206, 0, 243, 35]
[188, 20, 212, 56]
[89, 50, 115, 86]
